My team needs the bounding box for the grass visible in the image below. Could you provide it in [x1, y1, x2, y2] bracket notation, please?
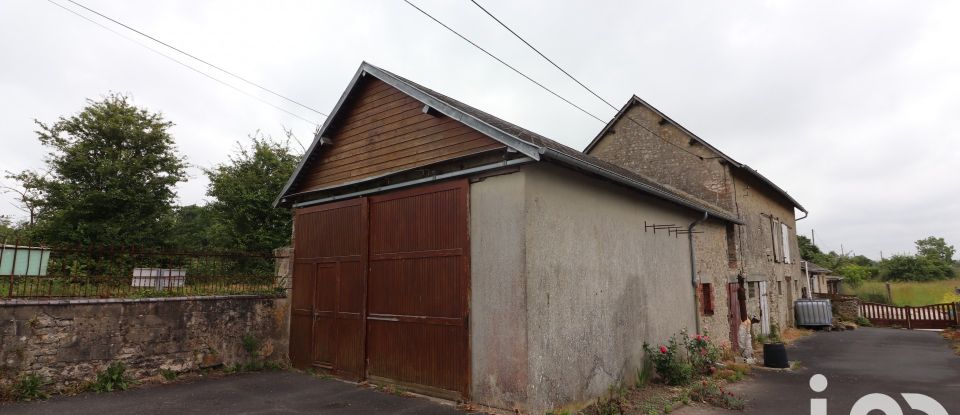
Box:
[842, 278, 960, 306]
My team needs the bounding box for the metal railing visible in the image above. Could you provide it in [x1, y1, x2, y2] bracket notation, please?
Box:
[1, 239, 287, 299]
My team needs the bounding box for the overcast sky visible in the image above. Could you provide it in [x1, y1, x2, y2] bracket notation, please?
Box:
[1, 0, 958, 258]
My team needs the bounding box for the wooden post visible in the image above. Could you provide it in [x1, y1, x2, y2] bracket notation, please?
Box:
[955, 302, 959, 327]
[905, 305, 913, 330]
[886, 282, 893, 304]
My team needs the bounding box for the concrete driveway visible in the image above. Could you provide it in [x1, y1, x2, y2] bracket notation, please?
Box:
[0, 371, 469, 415]
[678, 327, 960, 414]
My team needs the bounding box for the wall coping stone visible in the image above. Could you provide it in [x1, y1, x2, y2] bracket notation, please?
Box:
[0, 294, 283, 307]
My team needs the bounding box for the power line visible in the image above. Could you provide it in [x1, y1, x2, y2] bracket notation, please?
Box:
[401, 0, 607, 123]
[63, 0, 328, 118]
[468, 0, 618, 110]
[46, 0, 321, 127]
[466, 0, 709, 161]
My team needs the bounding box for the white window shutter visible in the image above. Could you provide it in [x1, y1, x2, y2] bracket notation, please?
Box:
[781, 223, 792, 264]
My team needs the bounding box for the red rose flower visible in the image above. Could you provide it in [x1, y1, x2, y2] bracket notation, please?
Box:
[659, 346, 668, 354]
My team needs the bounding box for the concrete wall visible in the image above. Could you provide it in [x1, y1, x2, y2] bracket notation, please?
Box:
[0, 296, 289, 396]
[587, 103, 804, 337]
[520, 164, 699, 413]
[470, 171, 529, 410]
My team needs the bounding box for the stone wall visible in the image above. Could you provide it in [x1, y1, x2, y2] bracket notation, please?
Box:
[823, 295, 861, 321]
[0, 296, 289, 395]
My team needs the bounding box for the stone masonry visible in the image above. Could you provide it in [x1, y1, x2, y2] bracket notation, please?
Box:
[0, 296, 289, 396]
[587, 98, 805, 349]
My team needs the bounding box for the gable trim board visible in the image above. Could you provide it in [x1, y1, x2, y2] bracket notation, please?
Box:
[276, 62, 743, 225]
[583, 95, 807, 214]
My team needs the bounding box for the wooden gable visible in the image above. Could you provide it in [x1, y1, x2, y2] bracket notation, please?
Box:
[291, 78, 505, 194]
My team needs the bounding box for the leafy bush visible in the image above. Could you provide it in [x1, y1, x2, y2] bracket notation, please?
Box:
[686, 333, 721, 375]
[644, 336, 694, 386]
[90, 362, 131, 393]
[14, 374, 49, 401]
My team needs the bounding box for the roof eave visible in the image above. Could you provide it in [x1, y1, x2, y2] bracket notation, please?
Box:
[541, 147, 744, 225]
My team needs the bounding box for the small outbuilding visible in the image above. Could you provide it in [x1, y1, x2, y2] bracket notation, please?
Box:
[275, 62, 741, 412]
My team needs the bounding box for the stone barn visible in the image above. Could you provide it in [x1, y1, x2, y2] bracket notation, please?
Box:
[274, 62, 742, 413]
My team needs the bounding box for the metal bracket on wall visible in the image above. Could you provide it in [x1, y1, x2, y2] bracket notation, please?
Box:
[644, 221, 680, 234]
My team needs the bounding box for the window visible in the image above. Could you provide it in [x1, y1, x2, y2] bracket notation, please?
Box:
[748, 282, 756, 298]
[725, 223, 738, 268]
[700, 283, 714, 315]
[781, 223, 792, 264]
[777, 280, 782, 295]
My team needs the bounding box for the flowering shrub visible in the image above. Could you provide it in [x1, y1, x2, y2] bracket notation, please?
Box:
[643, 335, 693, 386]
[644, 330, 722, 386]
[686, 333, 721, 375]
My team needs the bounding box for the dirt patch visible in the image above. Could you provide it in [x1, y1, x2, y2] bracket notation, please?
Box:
[575, 364, 751, 415]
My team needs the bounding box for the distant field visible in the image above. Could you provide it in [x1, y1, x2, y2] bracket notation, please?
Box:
[842, 278, 960, 306]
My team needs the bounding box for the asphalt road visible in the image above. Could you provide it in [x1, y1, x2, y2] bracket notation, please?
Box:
[677, 327, 960, 414]
[0, 371, 468, 415]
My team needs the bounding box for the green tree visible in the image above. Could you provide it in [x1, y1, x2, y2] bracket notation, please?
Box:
[0, 215, 14, 242]
[915, 236, 955, 264]
[204, 136, 298, 252]
[797, 235, 822, 261]
[880, 254, 954, 282]
[166, 205, 227, 251]
[10, 93, 187, 246]
[836, 264, 874, 287]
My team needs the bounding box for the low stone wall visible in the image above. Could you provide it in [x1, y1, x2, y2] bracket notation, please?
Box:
[0, 296, 289, 395]
[818, 294, 861, 321]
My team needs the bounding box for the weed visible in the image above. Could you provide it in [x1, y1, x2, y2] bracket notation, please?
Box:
[855, 316, 872, 327]
[688, 379, 745, 410]
[89, 362, 131, 393]
[768, 324, 782, 343]
[263, 361, 283, 371]
[243, 361, 265, 372]
[241, 334, 261, 357]
[714, 368, 742, 382]
[635, 354, 653, 388]
[14, 373, 49, 401]
[160, 369, 178, 381]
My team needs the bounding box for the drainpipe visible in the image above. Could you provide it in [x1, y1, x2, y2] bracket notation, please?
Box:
[689, 211, 709, 335]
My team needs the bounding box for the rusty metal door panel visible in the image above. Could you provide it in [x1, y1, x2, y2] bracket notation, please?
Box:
[292, 199, 367, 379]
[311, 264, 338, 369]
[367, 180, 470, 397]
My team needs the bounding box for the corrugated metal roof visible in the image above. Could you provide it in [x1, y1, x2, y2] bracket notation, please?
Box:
[276, 63, 743, 224]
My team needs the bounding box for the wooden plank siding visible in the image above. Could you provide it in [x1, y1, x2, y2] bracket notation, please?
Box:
[292, 78, 505, 193]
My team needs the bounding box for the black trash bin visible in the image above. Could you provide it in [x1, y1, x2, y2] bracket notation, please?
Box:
[763, 342, 789, 368]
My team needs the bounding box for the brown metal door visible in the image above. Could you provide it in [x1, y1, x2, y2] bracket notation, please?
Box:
[366, 180, 470, 398]
[291, 199, 367, 379]
[727, 283, 741, 351]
